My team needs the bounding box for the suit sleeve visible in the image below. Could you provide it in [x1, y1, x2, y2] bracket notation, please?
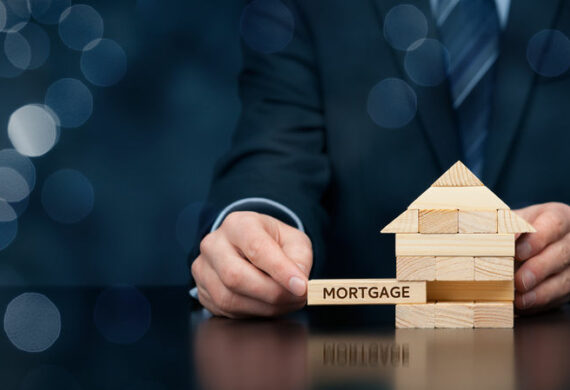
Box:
[189, 1, 330, 279]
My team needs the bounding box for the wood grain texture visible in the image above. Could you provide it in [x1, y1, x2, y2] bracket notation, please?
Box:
[381, 209, 419, 233]
[458, 210, 497, 233]
[395, 233, 515, 257]
[307, 279, 426, 305]
[475, 257, 514, 281]
[436, 257, 474, 280]
[396, 303, 435, 328]
[408, 186, 509, 210]
[473, 302, 513, 328]
[432, 161, 484, 187]
[427, 280, 514, 301]
[435, 302, 474, 328]
[497, 209, 536, 233]
[396, 257, 436, 281]
[419, 209, 458, 233]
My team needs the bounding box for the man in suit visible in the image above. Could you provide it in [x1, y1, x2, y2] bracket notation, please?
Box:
[190, 0, 570, 317]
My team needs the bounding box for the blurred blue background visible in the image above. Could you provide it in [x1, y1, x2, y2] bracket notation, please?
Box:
[0, 0, 244, 285]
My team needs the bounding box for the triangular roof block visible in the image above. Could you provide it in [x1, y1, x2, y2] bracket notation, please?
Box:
[498, 210, 537, 233]
[381, 161, 535, 233]
[432, 161, 484, 187]
[381, 210, 418, 233]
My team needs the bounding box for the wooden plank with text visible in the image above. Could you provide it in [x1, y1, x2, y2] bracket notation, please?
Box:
[307, 279, 426, 305]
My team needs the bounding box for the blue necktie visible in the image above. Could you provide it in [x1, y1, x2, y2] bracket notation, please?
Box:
[435, 0, 500, 176]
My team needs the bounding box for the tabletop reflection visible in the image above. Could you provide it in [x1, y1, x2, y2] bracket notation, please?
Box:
[193, 307, 570, 390]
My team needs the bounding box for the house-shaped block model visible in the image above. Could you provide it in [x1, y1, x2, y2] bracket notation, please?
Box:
[381, 161, 535, 328]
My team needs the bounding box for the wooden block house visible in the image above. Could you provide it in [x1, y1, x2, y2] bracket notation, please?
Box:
[381, 161, 535, 328]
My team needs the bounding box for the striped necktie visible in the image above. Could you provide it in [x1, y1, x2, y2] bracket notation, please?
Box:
[435, 0, 500, 176]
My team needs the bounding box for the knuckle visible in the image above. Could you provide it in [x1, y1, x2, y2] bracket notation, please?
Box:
[199, 233, 214, 254]
[223, 211, 258, 230]
[545, 211, 565, 233]
[222, 212, 241, 228]
[190, 259, 200, 280]
[245, 236, 267, 261]
[221, 266, 242, 290]
[214, 289, 234, 313]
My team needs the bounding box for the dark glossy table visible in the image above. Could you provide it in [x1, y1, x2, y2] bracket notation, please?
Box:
[1, 287, 569, 390]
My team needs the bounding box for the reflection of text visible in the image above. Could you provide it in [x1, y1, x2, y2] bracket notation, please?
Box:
[322, 342, 409, 367]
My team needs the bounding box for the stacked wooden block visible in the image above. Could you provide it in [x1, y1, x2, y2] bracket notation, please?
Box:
[381, 162, 535, 328]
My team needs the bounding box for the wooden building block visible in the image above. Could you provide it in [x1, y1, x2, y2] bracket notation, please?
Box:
[435, 302, 474, 328]
[427, 280, 514, 301]
[408, 186, 509, 210]
[436, 257, 474, 280]
[396, 257, 436, 281]
[307, 279, 426, 305]
[473, 302, 513, 328]
[497, 209, 536, 233]
[419, 209, 458, 233]
[395, 233, 515, 257]
[432, 161, 484, 187]
[475, 257, 513, 281]
[396, 303, 435, 328]
[380, 209, 418, 233]
[458, 210, 497, 233]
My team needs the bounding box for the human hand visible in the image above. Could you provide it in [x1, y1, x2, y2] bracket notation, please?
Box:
[191, 211, 312, 318]
[514, 202, 570, 313]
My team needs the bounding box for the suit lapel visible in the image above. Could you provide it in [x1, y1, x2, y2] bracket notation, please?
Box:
[484, 0, 562, 188]
[371, 0, 461, 173]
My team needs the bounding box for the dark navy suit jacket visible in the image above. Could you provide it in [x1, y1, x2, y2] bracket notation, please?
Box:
[191, 0, 570, 281]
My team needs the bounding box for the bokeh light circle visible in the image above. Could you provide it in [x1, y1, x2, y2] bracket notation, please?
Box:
[383, 4, 428, 51]
[41, 169, 94, 224]
[240, 0, 294, 54]
[3, 292, 61, 352]
[30, 0, 72, 25]
[4, 30, 31, 69]
[1, 0, 30, 32]
[94, 286, 151, 344]
[21, 365, 81, 390]
[81, 38, 127, 87]
[176, 202, 203, 254]
[8, 104, 59, 157]
[0, 2, 7, 31]
[0, 37, 24, 77]
[0, 199, 17, 222]
[58, 4, 103, 51]
[404, 38, 449, 86]
[0, 148, 35, 186]
[45, 78, 93, 128]
[0, 167, 29, 202]
[367, 78, 417, 128]
[0, 219, 17, 250]
[17, 22, 50, 69]
[527, 29, 570, 78]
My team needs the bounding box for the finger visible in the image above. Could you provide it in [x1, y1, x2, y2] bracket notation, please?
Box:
[223, 213, 308, 296]
[515, 233, 570, 293]
[274, 223, 313, 277]
[515, 209, 570, 261]
[515, 266, 570, 312]
[204, 233, 305, 305]
[199, 259, 304, 318]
